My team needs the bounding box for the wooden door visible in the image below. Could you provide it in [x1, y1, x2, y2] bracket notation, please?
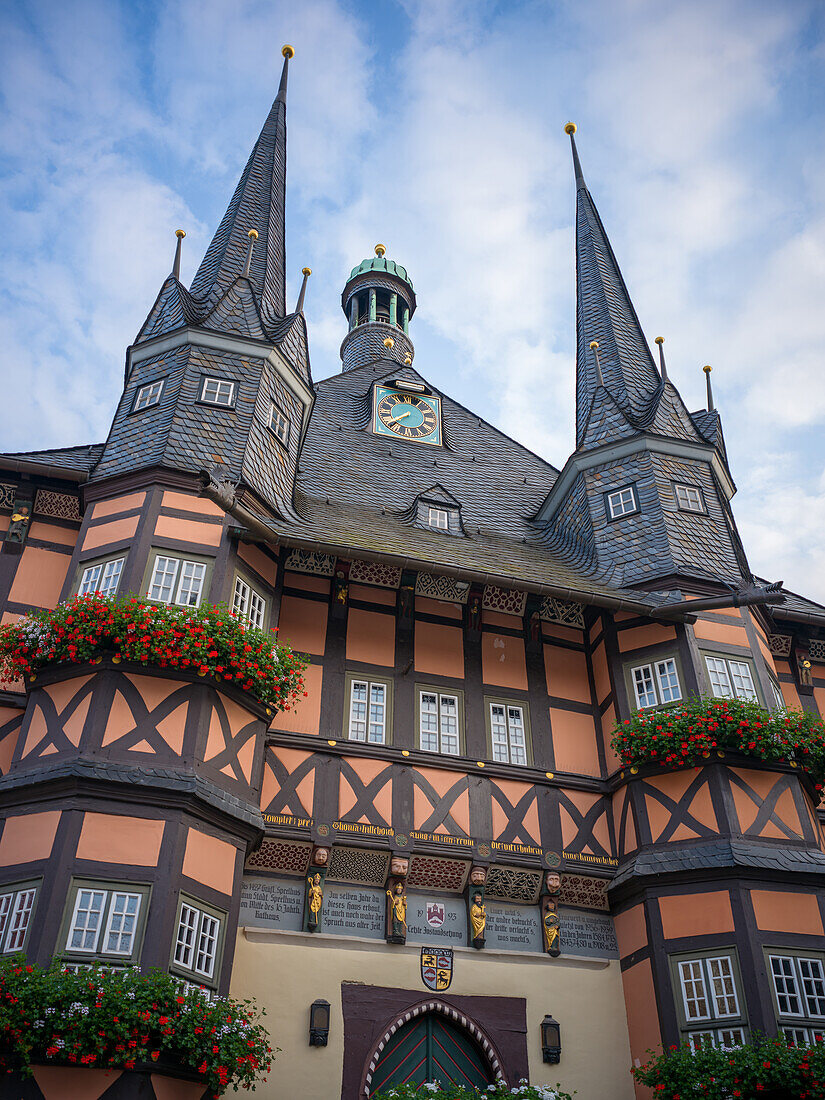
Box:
[368, 1012, 493, 1094]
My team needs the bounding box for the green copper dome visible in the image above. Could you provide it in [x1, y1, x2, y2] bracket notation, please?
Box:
[348, 246, 413, 290]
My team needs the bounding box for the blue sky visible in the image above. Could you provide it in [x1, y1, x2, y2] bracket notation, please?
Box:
[1, 0, 824, 599]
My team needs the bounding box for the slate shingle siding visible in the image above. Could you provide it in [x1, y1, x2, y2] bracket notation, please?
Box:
[242, 360, 303, 519]
[342, 325, 414, 373]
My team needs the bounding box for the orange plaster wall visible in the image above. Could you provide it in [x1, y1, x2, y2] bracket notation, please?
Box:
[182, 827, 238, 896]
[284, 572, 330, 594]
[91, 491, 147, 518]
[692, 618, 750, 648]
[541, 623, 583, 644]
[614, 904, 647, 958]
[814, 687, 825, 721]
[601, 703, 620, 771]
[617, 623, 677, 653]
[237, 542, 278, 587]
[415, 596, 463, 619]
[544, 645, 591, 703]
[8, 548, 71, 608]
[154, 514, 223, 547]
[29, 521, 78, 547]
[346, 608, 395, 667]
[339, 756, 393, 821]
[415, 621, 464, 679]
[349, 583, 396, 607]
[481, 632, 527, 690]
[76, 813, 164, 866]
[751, 890, 824, 934]
[621, 959, 662, 1070]
[782, 679, 803, 711]
[271, 663, 322, 736]
[277, 595, 328, 656]
[0, 810, 61, 866]
[550, 708, 601, 776]
[83, 515, 139, 551]
[591, 641, 611, 705]
[161, 490, 224, 517]
[482, 610, 522, 630]
[658, 890, 734, 940]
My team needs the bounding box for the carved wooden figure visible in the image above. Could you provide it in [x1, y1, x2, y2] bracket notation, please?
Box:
[305, 871, 326, 933]
[386, 879, 407, 944]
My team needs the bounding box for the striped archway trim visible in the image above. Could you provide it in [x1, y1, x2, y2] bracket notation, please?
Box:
[362, 999, 507, 1096]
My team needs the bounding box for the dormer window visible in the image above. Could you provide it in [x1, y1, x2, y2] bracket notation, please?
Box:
[674, 483, 706, 514]
[133, 379, 164, 411]
[428, 507, 448, 530]
[268, 403, 290, 446]
[199, 378, 236, 407]
[606, 485, 639, 520]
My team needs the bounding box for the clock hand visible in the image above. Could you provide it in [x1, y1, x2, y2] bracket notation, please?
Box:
[392, 410, 412, 421]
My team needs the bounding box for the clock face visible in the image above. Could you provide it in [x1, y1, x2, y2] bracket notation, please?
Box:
[373, 385, 442, 446]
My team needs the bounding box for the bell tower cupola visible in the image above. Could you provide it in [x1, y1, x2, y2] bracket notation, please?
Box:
[340, 244, 416, 372]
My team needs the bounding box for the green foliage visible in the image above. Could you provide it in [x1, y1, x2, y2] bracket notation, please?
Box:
[611, 695, 825, 789]
[372, 1081, 575, 1099]
[632, 1035, 825, 1098]
[0, 593, 309, 713]
[0, 959, 273, 1096]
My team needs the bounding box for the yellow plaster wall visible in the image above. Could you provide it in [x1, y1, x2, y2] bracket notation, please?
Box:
[231, 929, 634, 1100]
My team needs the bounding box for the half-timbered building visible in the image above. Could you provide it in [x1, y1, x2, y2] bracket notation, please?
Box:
[2, 46, 825, 1100]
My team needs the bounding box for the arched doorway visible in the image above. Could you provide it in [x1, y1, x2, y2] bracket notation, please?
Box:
[367, 1007, 497, 1095]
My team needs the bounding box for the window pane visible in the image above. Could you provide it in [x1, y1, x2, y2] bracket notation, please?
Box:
[176, 561, 205, 607]
[79, 564, 104, 596]
[678, 959, 710, 1021]
[232, 577, 250, 619]
[428, 507, 448, 530]
[68, 889, 106, 952]
[706, 656, 733, 698]
[440, 695, 459, 756]
[490, 704, 509, 762]
[676, 484, 703, 512]
[175, 904, 198, 969]
[248, 590, 266, 630]
[799, 958, 825, 1017]
[104, 893, 141, 955]
[633, 665, 657, 709]
[656, 659, 682, 703]
[201, 378, 234, 406]
[687, 1031, 715, 1052]
[507, 706, 527, 765]
[149, 556, 179, 603]
[195, 913, 219, 978]
[5, 889, 36, 952]
[0, 894, 12, 949]
[728, 660, 757, 701]
[782, 1027, 810, 1046]
[420, 692, 439, 753]
[349, 681, 368, 741]
[770, 955, 802, 1016]
[769, 680, 784, 710]
[99, 558, 124, 597]
[269, 405, 290, 444]
[717, 1028, 745, 1049]
[608, 487, 636, 518]
[368, 683, 386, 744]
[707, 956, 739, 1017]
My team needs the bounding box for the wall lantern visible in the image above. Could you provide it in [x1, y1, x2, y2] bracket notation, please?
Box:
[309, 999, 331, 1047]
[540, 1014, 561, 1064]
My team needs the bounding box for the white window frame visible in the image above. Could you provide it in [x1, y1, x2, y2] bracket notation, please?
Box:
[607, 485, 638, 520]
[428, 506, 449, 530]
[199, 377, 236, 407]
[419, 690, 461, 756]
[267, 403, 290, 446]
[173, 899, 223, 985]
[489, 702, 528, 765]
[704, 655, 758, 701]
[770, 953, 825, 1022]
[232, 576, 267, 630]
[769, 678, 785, 710]
[0, 885, 37, 953]
[347, 679, 389, 745]
[148, 555, 207, 608]
[101, 891, 142, 956]
[674, 483, 705, 513]
[134, 379, 164, 411]
[674, 953, 747, 1050]
[66, 888, 108, 954]
[630, 658, 682, 710]
[78, 557, 125, 598]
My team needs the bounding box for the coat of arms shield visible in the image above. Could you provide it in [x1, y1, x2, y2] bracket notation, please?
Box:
[420, 947, 453, 991]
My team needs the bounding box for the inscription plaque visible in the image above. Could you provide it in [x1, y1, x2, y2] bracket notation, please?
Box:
[239, 876, 304, 931]
[559, 906, 619, 958]
[323, 885, 385, 939]
[483, 902, 543, 953]
[407, 893, 467, 944]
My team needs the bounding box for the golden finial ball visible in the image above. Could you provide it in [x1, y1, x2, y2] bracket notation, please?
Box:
[282, 44, 295, 59]
[655, 336, 664, 345]
[383, 337, 395, 349]
[703, 364, 712, 374]
[302, 266, 312, 276]
[247, 229, 259, 240]
[375, 243, 386, 257]
[404, 355, 412, 366]
[589, 340, 599, 350]
[564, 122, 577, 135]
[175, 229, 186, 239]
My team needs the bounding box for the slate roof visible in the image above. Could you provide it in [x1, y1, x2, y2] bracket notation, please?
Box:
[0, 444, 104, 475]
[757, 578, 825, 626]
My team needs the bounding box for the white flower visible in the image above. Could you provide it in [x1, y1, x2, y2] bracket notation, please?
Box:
[423, 1084, 440, 1093]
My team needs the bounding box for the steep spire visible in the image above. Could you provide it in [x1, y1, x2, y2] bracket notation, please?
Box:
[566, 124, 663, 448]
[189, 45, 293, 323]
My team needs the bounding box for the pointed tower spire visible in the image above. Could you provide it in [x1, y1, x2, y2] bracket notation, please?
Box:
[172, 230, 185, 279]
[566, 123, 663, 448]
[655, 336, 668, 381]
[295, 266, 311, 312]
[703, 364, 715, 411]
[189, 45, 293, 323]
